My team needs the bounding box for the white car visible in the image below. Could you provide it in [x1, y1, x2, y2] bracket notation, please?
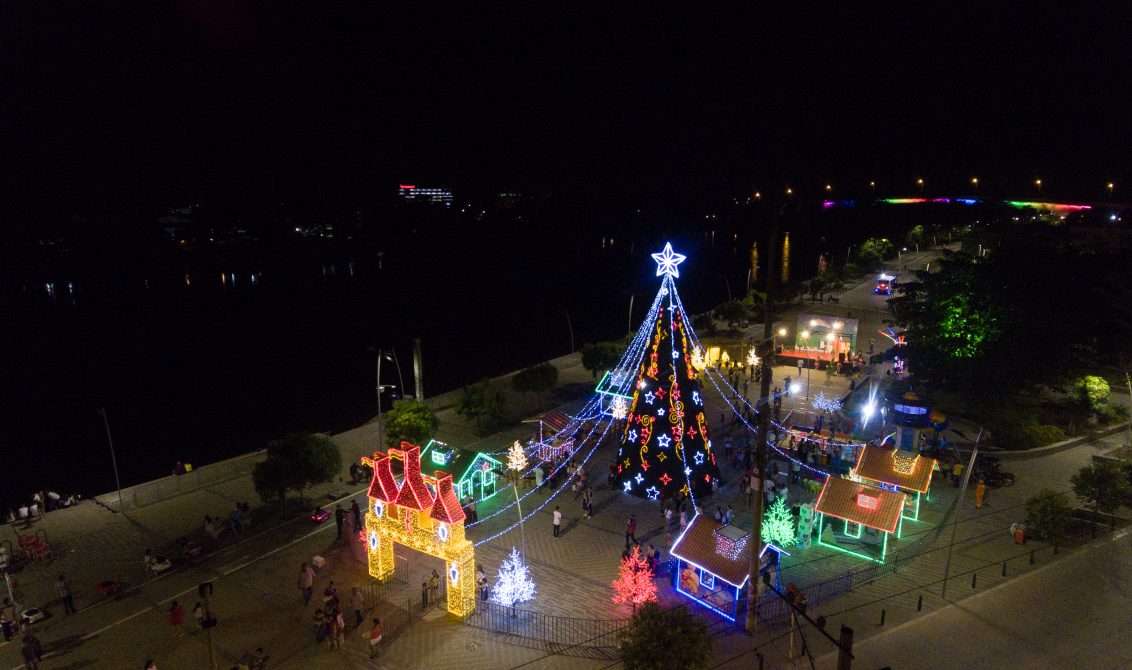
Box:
[151, 556, 174, 575]
[20, 608, 47, 625]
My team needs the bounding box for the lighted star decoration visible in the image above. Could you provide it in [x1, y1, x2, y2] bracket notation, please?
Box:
[623, 480, 634, 493]
[651, 242, 687, 278]
[694, 451, 705, 465]
[659, 473, 673, 486]
[656, 435, 671, 449]
[692, 391, 702, 406]
[644, 392, 656, 405]
[645, 486, 660, 501]
[657, 408, 666, 417]
[611, 397, 628, 420]
[634, 473, 644, 484]
[671, 349, 680, 360]
[627, 429, 638, 442]
[684, 467, 692, 476]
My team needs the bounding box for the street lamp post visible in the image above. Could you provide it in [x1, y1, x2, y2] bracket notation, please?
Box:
[970, 176, 979, 192]
[916, 177, 925, 193]
[1034, 178, 1043, 193]
[374, 349, 401, 449]
[97, 408, 125, 512]
[941, 427, 983, 599]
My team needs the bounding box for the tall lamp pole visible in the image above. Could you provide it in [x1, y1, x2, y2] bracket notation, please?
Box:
[747, 203, 782, 633]
[97, 408, 125, 512]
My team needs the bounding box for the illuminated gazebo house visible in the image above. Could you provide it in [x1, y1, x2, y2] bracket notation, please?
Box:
[669, 514, 785, 622]
[362, 442, 476, 617]
[852, 445, 938, 522]
[420, 439, 502, 503]
[814, 477, 906, 563]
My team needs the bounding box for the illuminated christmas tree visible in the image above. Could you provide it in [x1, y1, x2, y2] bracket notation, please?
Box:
[491, 547, 536, 608]
[611, 545, 657, 610]
[761, 496, 796, 548]
[615, 243, 721, 501]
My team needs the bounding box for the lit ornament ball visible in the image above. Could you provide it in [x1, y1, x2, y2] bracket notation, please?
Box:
[373, 500, 385, 518]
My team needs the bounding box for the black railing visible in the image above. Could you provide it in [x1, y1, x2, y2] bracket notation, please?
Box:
[464, 599, 628, 657]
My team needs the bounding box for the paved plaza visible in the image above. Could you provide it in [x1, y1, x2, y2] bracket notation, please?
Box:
[2, 245, 1127, 669]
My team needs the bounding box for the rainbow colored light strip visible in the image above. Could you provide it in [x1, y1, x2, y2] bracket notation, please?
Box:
[1004, 200, 1092, 213]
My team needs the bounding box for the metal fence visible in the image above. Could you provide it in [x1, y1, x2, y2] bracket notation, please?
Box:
[464, 599, 628, 657]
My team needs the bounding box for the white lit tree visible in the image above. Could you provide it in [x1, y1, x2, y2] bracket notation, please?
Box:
[507, 440, 529, 554]
[491, 546, 537, 611]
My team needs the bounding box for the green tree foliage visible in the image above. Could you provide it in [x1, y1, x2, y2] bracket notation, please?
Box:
[1073, 375, 1111, 415]
[713, 300, 749, 327]
[1071, 461, 1131, 528]
[691, 314, 717, 336]
[619, 603, 712, 670]
[383, 398, 439, 447]
[252, 433, 342, 512]
[761, 496, 796, 548]
[905, 224, 925, 248]
[511, 362, 559, 395]
[581, 342, 624, 379]
[457, 378, 507, 435]
[1025, 489, 1072, 544]
[853, 237, 896, 272]
[894, 229, 1118, 391]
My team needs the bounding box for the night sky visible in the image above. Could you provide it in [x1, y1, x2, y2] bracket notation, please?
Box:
[5, 4, 1130, 216]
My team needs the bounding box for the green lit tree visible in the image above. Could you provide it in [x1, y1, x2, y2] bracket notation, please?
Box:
[383, 398, 438, 447]
[1073, 375, 1111, 416]
[761, 496, 796, 548]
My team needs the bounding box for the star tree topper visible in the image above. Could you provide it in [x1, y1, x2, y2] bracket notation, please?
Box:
[651, 242, 687, 279]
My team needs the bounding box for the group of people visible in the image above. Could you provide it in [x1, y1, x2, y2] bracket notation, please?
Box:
[333, 500, 363, 542]
[420, 569, 441, 610]
[297, 562, 383, 658]
[4, 490, 81, 526]
[201, 501, 252, 543]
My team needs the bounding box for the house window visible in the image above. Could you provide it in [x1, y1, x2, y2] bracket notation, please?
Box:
[700, 569, 716, 590]
[482, 469, 496, 498]
[844, 520, 863, 538]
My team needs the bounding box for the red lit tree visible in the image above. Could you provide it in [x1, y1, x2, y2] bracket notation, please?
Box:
[611, 546, 658, 611]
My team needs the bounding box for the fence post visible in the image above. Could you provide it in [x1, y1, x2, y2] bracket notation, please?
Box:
[916, 594, 923, 611]
[879, 608, 886, 626]
[1001, 561, 1007, 577]
[971, 573, 977, 589]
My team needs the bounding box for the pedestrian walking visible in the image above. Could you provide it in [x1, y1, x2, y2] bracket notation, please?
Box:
[329, 608, 345, 649]
[323, 580, 339, 607]
[56, 573, 76, 614]
[367, 617, 384, 659]
[553, 506, 562, 537]
[192, 602, 205, 630]
[21, 633, 43, 670]
[975, 479, 987, 509]
[664, 505, 673, 529]
[625, 514, 637, 548]
[951, 460, 963, 487]
[298, 562, 315, 606]
[429, 570, 440, 607]
[334, 504, 345, 541]
[679, 508, 688, 529]
[713, 505, 723, 522]
[351, 499, 362, 533]
[477, 565, 489, 601]
[351, 586, 365, 627]
[168, 600, 185, 638]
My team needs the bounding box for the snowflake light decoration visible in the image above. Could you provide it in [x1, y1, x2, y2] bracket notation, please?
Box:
[811, 392, 843, 414]
[691, 346, 707, 371]
[746, 346, 759, 368]
[611, 397, 628, 420]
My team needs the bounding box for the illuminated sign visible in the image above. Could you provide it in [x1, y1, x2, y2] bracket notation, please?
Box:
[893, 404, 927, 415]
[856, 493, 880, 510]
